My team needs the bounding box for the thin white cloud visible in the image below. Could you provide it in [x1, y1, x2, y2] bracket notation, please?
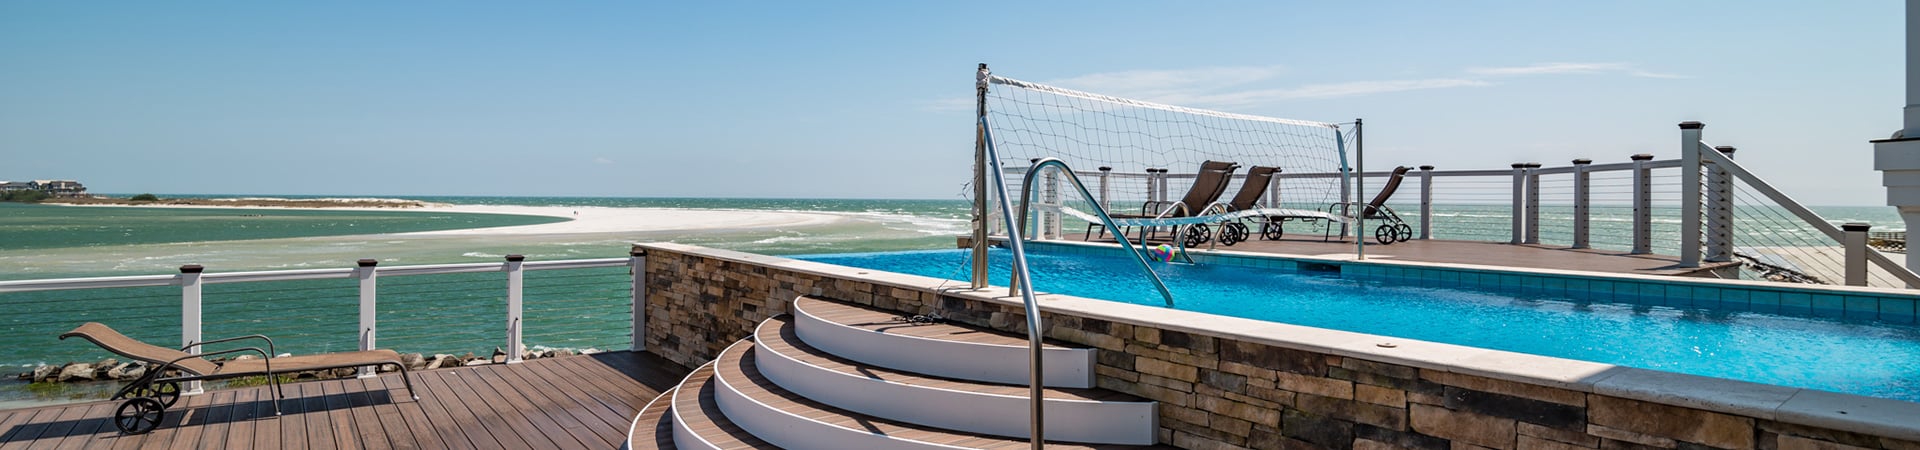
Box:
[1468, 62, 1686, 79]
[593, 157, 615, 165]
[1175, 79, 1492, 107]
[1046, 65, 1288, 97]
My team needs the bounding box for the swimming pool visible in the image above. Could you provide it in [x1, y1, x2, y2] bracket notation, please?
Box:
[798, 248, 1920, 403]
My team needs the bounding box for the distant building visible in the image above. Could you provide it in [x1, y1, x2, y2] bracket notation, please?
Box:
[1, 180, 87, 197]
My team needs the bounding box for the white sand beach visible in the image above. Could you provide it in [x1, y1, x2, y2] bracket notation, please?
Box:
[406, 204, 847, 235]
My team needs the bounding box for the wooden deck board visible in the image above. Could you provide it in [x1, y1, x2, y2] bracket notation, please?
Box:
[1070, 235, 1739, 276]
[0, 352, 688, 450]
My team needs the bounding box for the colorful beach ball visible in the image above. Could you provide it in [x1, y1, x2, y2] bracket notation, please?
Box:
[1148, 244, 1177, 262]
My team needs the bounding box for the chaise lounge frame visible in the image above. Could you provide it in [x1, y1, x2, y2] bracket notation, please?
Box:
[60, 322, 417, 435]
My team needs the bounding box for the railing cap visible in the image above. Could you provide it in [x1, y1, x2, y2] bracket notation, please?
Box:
[1630, 154, 1655, 161]
[1524, 162, 1542, 168]
[1714, 145, 1736, 154]
[1843, 223, 1872, 232]
[506, 254, 526, 262]
[357, 259, 378, 267]
[179, 264, 204, 274]
[1419, 165, 1435, 171]
[1512, 163, 1528, 169]
[1572, 159, 1593, 165]
[1678, 121, 1705, 130]
[1098, 166, 1112, 171]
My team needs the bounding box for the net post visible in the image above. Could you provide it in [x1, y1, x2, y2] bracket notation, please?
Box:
[1511, 163, 1527, 244]
[1354, 118, 1365, 259]
[1679, 121, 1705, 267]
[1418, 165, 1435, 240]
[1705, 146, 1736, 262]
[1630, 154, 1655, 254]
[971, 63, 991, 290]
[1844, 223, 1871, 286]
[356, 259, 378, 378]
[179, 264, 205, 395]
[1571, 159, 1593, 249]
[1524, 162, 1542, 245]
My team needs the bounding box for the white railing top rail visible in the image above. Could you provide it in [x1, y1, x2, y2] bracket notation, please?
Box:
[0, 257, 633, 294]
[1033, 158, 1684, 181]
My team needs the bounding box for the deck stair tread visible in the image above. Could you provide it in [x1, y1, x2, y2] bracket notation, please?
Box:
[796, 296, 1078, 349]
[671, 363, 780, 449]
[629, 387, 679, 450]
[759, 315, 1140, 403]
[718, 339, 1172, 449]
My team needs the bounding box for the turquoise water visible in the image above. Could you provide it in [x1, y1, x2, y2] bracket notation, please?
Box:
[799, 248, 1920, 403]
[0, 203, 566, 251]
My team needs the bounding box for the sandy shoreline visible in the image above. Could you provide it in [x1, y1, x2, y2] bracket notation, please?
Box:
[46, 202, 849, 236]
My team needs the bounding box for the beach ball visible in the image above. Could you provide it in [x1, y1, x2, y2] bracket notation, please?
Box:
[1149, 244, 1176, 262]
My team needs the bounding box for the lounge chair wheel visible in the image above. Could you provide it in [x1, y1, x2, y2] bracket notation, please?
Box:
[1262, 221, 1284, 240]
[114, 397, 165, 435]
[130, 381, 182, 408]
[1220, 222, 1248, 246]
[1183, 224, 1211, 247]
[1395, 223, 1412, 242]
[1374, 225, 1398, 245]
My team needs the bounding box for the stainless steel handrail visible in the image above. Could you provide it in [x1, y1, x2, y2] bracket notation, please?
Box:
[1012, 158, 1177, 307]
[977, 117, 1049, 448]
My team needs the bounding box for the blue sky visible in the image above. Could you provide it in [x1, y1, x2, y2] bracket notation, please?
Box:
[0, 2, 1904, 205]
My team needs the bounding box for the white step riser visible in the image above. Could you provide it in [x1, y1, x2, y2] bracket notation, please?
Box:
[712, 345, 973, 450]
[756, 321, 1157, 445]
[794, 302, 1097, 389]
[668, 365, 725, 450]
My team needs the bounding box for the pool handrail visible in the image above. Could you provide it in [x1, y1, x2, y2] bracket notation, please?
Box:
[1013, 158, 1177, 308]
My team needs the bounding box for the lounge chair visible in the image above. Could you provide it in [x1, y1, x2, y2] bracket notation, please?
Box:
[1263, 166, 1414, 244]
[60, 322, 417, 435]
[1087, 160, 1241, 246]
[1209, 166, 1281, 246]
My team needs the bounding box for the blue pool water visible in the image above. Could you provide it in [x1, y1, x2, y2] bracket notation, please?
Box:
[798, 248, 1920, 403]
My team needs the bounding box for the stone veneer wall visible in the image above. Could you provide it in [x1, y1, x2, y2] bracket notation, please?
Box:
[637, 243, 1920, 450]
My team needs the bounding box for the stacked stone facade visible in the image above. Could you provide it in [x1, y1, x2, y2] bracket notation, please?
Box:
[637, 244, 1920, 450]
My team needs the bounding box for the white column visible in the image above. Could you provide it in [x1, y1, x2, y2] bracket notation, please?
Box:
[1418, 165, 1434, 240]
[1844, 223, 1871, 286]
[1511, 163, 1527, 244]
[505, 254, 525, 364]
[179, 264, 204, 395]
[1631, 154, 1655, 254]
[1679, 121, 1705, 267]
[1874, 0, 1920, 276]
[356, 259, 378, 377]
[630, 248, 646, 352]
[1097, 167, 1112, 212]
[1572, 159, 1592, 249]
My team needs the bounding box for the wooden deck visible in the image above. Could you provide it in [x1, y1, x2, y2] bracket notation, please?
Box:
[0, 351, 689, 450]
[1071, 234, 1740, 277]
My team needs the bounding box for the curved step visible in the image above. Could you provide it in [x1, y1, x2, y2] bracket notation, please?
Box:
[713, 339, 1166, 450]
[625, 387, 678, 450]
[755, 316, 1157, 445]
[669, 361, 779, 450]
[793, 296, 1096, 388]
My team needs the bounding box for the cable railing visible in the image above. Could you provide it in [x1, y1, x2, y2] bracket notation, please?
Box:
[0, 255, 642, 379]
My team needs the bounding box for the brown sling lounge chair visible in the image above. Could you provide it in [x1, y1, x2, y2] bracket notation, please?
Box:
[1087, 160, 1241, 246]
[1211, 165, 1280, 246]
[60, 322, 417, 435]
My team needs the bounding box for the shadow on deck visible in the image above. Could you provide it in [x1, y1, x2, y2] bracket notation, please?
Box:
[0, 351, 689, 450]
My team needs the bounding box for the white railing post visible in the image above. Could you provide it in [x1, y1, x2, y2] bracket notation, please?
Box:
[1844, 223, 1871, 286]
[179, 264, 204, 395]
[1511, 163, 1527, 244]
[1269, 169, 1284, 209]
[1418, 165, 1434, 240]
[1680, 121, 1705, 267]
[505, 254, 525, 364]
[1045, 164, 1062, 239]
[1524, 162, 1542, 245]
[356, 259, 378, 377]
[630, 248, 646, 352]
[1572, 159, 1593, 249]
[1097, 166, 1112, 212]
[1631, 154, 1655, 254]
[1706, 146, 1737, 262]
[1154, 168, 1168, 204]
[1340, 167, 1353, 238]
